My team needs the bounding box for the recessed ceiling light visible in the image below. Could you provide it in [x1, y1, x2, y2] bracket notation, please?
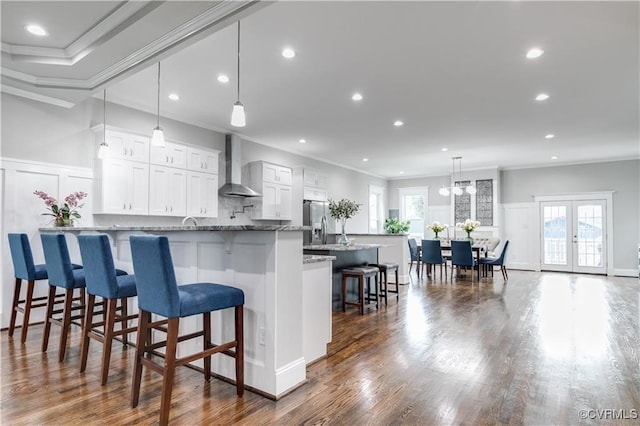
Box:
[545, 134, 555, 139]
[282, 48, 295, 59]
[352, 93, 363, 101]
[536, 93, 550, 101]
[526, 47, 544, 59]
[25, 24, 47, 36]
[217, 74, 229, 83]
[393, 120, 404, 127]
[299, 139, 306, 144]
[168, 93, 180, 101]
[362, 158, 369, 162]
[399, 171, 405, 175]
[441, 147, 448, 152]
[551, 156, 558, 160]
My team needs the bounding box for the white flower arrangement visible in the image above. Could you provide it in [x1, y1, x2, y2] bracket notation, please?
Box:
[427, 221, 447, 233]
[456, 219, 481, 233]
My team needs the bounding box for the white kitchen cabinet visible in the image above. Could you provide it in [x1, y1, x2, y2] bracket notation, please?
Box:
[303, 169, 327, 188]
[186, 171, 218, 218]
[150, 141, 187, 168]
[187, 147, 219, 174]
[149, 165, 186, 216]
[250, 161, 292, 220]
[303, 168, 328, 201]
[105, 129, 149, 162]
[262, 162, 292, 186]
[95, 158, 149, 214]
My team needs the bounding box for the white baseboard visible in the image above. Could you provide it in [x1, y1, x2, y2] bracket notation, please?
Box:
[612, 268, 639, 278]
[275, 357, 307, 398]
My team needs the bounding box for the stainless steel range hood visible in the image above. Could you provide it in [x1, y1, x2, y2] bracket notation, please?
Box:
[218, 134, 261, 198]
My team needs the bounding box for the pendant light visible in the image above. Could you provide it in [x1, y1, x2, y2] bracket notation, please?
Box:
[151, 62, 166, 146]
[439, 156, 476, 196]
[230, 21, 246, 127]
[97, 89, 110, 159]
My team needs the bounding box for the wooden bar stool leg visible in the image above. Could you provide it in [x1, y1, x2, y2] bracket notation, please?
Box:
[58, 288, 74, 362]
[120, 297, 129, 346]
[203, 312, 211, 381]
[101, 299, 117, 385]
[358, 276, 364, 315]
[9, 278, 22, 338]
[132, 310, 150, 408]
[235, 305, 244, 396]
[342, 275, 347, 312]
[21, 280, 36, 343]
[80, 294, 96, 373]
[41, 286, 56, 353]
[160, 318, 180, 426]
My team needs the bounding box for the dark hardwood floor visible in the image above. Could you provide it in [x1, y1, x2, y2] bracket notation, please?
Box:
[2, 269, 639, 425]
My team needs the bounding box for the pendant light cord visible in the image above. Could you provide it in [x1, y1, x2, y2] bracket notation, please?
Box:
[236, 21, 241, 102]
[103, 89, 107, 140]
[156, 62, 161, 128]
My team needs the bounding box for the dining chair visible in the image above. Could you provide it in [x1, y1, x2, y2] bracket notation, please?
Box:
[450, 240, 478, 280]
[480, 240, 510, 280]
[129, 235, 245, 426]
[77, 234, 138, 385]
[7, 233, 80, 343]
[408, 238, 420, 274]
[421, 239, 448, 280]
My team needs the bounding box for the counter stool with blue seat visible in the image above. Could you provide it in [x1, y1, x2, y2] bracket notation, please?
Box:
[40, 233, 88, 362]
[129, 235, 245, 426]
[342, 265, 380, 314]
[370, 262, 399, 305]
[7, 233, 81, 344]
[77, 234, 138, 385]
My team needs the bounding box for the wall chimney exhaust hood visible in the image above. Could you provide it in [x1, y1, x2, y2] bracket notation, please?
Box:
[218, 134, 261, 198]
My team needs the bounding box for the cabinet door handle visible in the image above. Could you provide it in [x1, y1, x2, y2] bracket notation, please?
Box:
[171, 157, 174, 164]
[123, 202, 127, 210]
[166, 155, 169, 163]
[129, 203, 132, 210]
[165, 206, 168, 212]
[170, 206, 173, 212]
[204, 162, 207, 169]
[123, 148, 128, 156]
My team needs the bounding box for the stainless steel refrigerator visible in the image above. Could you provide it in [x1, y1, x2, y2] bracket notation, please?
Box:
[303, 200, 334, 245]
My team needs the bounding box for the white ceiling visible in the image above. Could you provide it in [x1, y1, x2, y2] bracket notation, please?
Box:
[2, 1, 639, 178]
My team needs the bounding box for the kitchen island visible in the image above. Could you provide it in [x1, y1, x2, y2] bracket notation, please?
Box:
[40, 225, 317, 400]
[303, 244, 382, 309]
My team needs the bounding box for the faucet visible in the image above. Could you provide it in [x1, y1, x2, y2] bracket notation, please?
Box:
[230, 204, 254, 219]
[181, 216, 198, 226]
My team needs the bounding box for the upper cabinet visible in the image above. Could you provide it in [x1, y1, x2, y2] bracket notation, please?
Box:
[303, 168, 328, 201]
[150, 141, 187, 169]
[249, 161, 293, 220]
[187, 147, 219, 174]
[105, 129, 149, 162]
[92, 126, 219, 218]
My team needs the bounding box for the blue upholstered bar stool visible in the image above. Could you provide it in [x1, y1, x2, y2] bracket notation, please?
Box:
[78, 234, 138, 385]
[129, 235, 245, 426]
[40, 233, 88, 362]
[7, 233, 80, 343]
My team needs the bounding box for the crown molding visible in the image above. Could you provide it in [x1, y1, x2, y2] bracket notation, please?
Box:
[0, 85, 75, 108]
[0, 1, 158, 66]
[1, 0, 258, 93]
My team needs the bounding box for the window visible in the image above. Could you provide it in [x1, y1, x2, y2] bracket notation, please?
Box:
[453, 178, 495, 226]
[369, 185, 385, 233]
[399, 187, 428, 240]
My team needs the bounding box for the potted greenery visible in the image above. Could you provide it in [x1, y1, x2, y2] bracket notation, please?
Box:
[328, 198, 361, 245]
[383, 217, 410, 234]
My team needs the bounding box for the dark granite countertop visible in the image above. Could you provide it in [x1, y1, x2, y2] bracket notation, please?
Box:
[303, 254, 336, 264]
[303, 243, 383, 251]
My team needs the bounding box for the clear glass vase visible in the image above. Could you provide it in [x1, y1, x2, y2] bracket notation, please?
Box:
[338, 219, 350, 246]
[466, 231, 473, 245]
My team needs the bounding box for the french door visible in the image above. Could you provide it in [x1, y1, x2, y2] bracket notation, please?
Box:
[540, 200, 606, 274]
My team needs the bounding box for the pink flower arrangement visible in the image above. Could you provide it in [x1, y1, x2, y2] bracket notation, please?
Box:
[34, 190, 87, 225]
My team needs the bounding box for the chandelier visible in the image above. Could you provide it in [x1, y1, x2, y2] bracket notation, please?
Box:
[439, 156, 476, 196]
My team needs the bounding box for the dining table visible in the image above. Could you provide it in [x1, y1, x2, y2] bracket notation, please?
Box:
[417, 240, 486, 280]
